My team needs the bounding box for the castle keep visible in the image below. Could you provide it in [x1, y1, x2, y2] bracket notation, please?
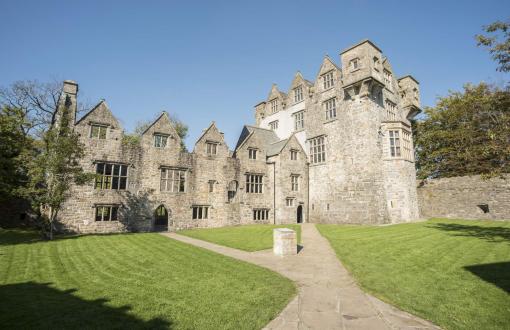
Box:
[57, 40, 421, 233]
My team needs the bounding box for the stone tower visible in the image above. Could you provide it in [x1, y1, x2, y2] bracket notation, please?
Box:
[255, 40, 420, 224]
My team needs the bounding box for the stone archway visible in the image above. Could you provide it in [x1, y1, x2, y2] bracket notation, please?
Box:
[297, 205, 303, 224]
[154, 205, 169, 231]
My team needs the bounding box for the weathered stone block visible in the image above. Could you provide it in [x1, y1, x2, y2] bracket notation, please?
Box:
[273, 228, 297, 256]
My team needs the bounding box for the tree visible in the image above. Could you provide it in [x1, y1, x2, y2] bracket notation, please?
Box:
[476, 20, 510, 73]
[23, 96, 93, 239]
[414, 83, 510, 179]
[0, 80, 90, 137]
[0, 106, 32, 202]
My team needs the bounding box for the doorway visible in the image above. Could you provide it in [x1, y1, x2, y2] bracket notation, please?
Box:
[154, 205, 169, 231]
[297, 205, 303, 223]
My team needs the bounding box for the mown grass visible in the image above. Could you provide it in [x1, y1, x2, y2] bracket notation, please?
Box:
[0, 229, 296, 329]
[178, 224, 302, 252]
[317, 218, 510, 330]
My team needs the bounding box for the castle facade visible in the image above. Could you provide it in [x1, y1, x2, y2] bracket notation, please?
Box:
[57, 40, 421, 233]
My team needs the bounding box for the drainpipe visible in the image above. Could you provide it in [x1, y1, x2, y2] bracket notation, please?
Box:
[306, 161, 310, 224]
[267, 161, 276, 224]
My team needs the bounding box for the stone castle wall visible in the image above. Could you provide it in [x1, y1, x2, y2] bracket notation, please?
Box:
[417, 175, 510, 220]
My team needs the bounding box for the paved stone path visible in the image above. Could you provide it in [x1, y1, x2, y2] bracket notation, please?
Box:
[162, 224, 440, 329]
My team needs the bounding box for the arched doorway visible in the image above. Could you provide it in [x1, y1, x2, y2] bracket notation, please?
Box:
[297, 205, 303, 224]
[154, 205, 169, 231]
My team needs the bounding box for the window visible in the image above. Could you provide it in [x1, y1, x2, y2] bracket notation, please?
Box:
[208, 180, 215, 193]
[294, 85, 303, 103]
[384, 70, 392, 86]
[246, 174, 263, 193]
[309, 136, 326, 164]
[270, 98, 278, 113]
[286, 198, 294, 207]
[160, 168, 186, 192]
[154, 134, 168, 148]
[385, 100, 397, 120]
[324, 98, 336, 120]
[269, 120, 279, 131]
[290, 149, 298, 160]
[389, 130, 401, 157]
[253, 209, 269, 221]
[350, 58, 360, 70]
[90, 124, 107, 139]
[95, 163, 128, 190]
[294, 111, 304, 131]
[248, 148, 257, 160]
[373, 56, 380, 70]
[192, 206, 209, 220]
[323, 71, 334, 89]
[95, 205, 118, 221]
[227, 180, 238, 202]
[206, 142, 218, 155]
[402, 130, 412, 161]
[291, 175, 299, 191]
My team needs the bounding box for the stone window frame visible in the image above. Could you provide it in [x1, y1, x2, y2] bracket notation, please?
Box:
[153, 133, 169, 148]
[322, 70, 334, 90]
[286, 197, 295, 207]
[269, 120, 279, 131]
[291, 174, 300, 192]
[294, 85, 303, 103]
[248, 148, 258, 160]
[95, 162, 128, 190]
[350, 58, 360, 71]
[253, 208, 269, 221]
[388, 130, 401, 158]
[324, 97, 337, 120]
[192, 205, 209, 220]
[270, 98, 278, 113]
[309, 135, 326, 164]
[383, 69, 392, 88]
[245, 173, 263, 194]
[293, 111, 304, 131]
[227, 180, 238, 203]
[160, 167, 186, 193]
[89, 123, 108, 140]
[290, 149, 299, 161]
[208, 180, 216, 193]
[206, 141, 219, 155]
[94, 204, 119, 222]
[385, 100, 397, 121]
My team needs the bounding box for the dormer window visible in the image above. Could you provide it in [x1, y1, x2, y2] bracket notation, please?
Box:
[248, 148, 257, 160]
[206, 142, 218, 155]
[290, 149, 298, 160]
[154, 134, 168, 148]
[350, 58, 360, 70]
[269, 120, 279, 131]
[90, 124, 107, 139]
[322, 71, 334, 89]
[270, 98, 278, 113]
[294, 85, 303, 103]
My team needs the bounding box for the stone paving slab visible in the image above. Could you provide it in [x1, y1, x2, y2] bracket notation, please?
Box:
[162, 224, 440, 330]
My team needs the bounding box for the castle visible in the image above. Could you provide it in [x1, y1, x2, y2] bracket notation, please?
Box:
[57, 40, 421, 233]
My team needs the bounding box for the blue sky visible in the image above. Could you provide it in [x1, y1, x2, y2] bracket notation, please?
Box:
[1, 0, 508, 149]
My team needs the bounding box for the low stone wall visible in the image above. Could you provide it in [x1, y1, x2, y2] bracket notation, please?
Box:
[417, 175, 510, 220]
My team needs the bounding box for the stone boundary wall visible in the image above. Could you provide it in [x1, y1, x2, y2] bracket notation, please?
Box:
[417, 175, 510, 220]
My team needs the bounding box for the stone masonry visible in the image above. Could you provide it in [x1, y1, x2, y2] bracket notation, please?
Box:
[56, 39, 422, 233]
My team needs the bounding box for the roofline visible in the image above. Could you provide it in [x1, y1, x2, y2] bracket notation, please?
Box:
[141, 111, 168, 135]
[340, 39, 382, 54]
[398, 75, 420, 84]
[75, 100, 107, 125]
[254, 101, 266, 108]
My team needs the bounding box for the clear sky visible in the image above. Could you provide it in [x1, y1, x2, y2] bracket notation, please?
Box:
[1, 0, 508, 150]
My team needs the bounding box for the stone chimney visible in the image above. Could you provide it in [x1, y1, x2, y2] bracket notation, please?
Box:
[55, 80, 79, 129]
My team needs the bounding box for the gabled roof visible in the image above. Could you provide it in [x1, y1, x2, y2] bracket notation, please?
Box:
[140, 111, 180, 139]
[234, 125, 279, 152]
[267, 139, 288, 157]
[75, 100, 120, 128]
[316, 55, 341, 79]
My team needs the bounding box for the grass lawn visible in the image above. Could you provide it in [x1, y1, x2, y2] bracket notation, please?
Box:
[0, 229, 296, 329]
[178, 224, 302, 252]
[317, 218, 510, 330]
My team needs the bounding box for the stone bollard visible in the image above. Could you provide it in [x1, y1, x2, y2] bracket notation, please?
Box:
[273, 228, 297, 256]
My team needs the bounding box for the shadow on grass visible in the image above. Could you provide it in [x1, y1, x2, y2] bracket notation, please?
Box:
[464, 262, 510, 294]
[427, 222, 510, 243]
[0, 229, 42, 246]
[0, 282, 171, 329]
